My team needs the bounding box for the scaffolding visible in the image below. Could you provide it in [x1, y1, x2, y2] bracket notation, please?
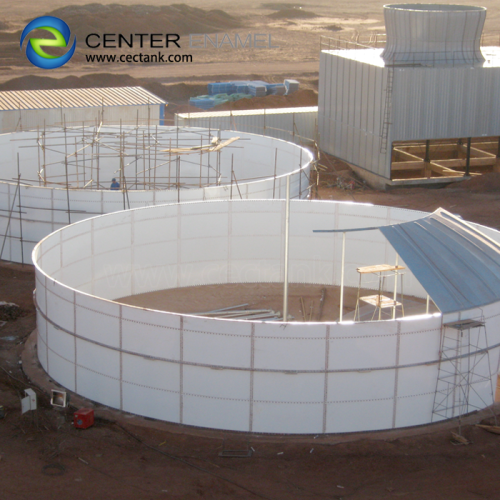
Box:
[10, 122, 250, 192]
[432, 317, 497, 432]
[0, 123, 314, 265]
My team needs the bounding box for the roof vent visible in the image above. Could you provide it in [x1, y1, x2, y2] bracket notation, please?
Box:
[381, 4, 486, 66]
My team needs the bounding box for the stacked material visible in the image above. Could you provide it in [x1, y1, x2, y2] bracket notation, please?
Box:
[191, 303, 285, 321]
[207, 82, 233, 95]
[189, 79, 300, 109]
[207, 79, 300, 96]
[188, 95, 215, 110]
[211, 93, 230, 106]
[228, 93, 252, 102]
[233, 82, 251, 94]
[230, 81, 252, 94]
[189, 92, 251, 110]
[284, 79, 300, 94]
[269, 84, 287, 95]
[248, 83, 267, 97]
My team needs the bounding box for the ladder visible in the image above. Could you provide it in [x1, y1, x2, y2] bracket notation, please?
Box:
[380, 67, 394, 155]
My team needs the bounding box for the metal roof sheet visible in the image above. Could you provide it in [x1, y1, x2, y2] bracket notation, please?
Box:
[380, 208, 500, 314]
[323, 46, 500, 68]
[177, 106, 318, 119]
[0, 86, 165, 111]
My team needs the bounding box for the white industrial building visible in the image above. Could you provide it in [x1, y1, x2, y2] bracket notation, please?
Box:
[0, 87, 167, 133]
[319, 4, 500, 188]
[176, 106, 318, 146]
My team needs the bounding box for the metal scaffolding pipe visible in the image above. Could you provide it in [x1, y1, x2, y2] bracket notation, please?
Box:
[283, 176, 291, 322]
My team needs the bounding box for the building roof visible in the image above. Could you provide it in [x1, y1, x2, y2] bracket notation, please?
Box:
[177, 106, 318, 119]
[0, 86, 165, 111]
[380, 208, 500, 314]
[322, 46, 500, 68]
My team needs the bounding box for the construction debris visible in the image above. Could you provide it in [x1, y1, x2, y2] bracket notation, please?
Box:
[476, 424, 500, 435]
[0, 301, 21, 321]
[191, 304, 284, 321]
[450, 431, 470, 445]
[189, 79, 300, 109]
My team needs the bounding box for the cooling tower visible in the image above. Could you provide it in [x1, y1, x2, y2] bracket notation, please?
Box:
[382, 4, 486, 65]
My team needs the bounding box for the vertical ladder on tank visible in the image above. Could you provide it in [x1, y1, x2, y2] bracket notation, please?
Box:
[431, 318, 497, 433]
[380, 67, 394, 155]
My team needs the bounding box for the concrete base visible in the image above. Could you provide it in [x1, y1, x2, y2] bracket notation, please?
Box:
[347, 162, 389, 190]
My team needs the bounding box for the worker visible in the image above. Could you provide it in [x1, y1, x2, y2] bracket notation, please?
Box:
[110, 178, 120, 190]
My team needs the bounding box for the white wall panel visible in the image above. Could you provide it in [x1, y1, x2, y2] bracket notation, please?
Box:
[252, 400, 323, 434]
[36, 311, 48, 371]
[121, 307, 180, 359]
[122, 381, 180, 422]
[395, 364, 438, 426]
[122, 353, 180, 392]
[328, 369, 395, 403]
[182, 394, 250, 431]
[132, 264, 177, 295]
[254, 323, 326, 371]
[47, 349, 76, 393]
[133, 241, 174, 272]
[329, 321, 398, 370]
[396, 362, 438, 400]
[327, 399, 393, 433]
[76, 337, 120, 379]
[47, 321, 75, 364]
[183, 365, 250, 401]
[254, 372, 325, 403]
[38, 243, 62, 278]
[45, 285, 74, 333]
[35, 275, 47, 316]
[76, 364, 121, 409]
[182, 316, 252, 368]
[75, 294, 121, 348]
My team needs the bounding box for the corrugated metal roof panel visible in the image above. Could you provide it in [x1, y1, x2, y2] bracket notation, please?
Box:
[380, 208, 500, 314]
[0, 86, 165, 111]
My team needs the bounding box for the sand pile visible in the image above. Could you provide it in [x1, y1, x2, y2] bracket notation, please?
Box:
[268, 8, 318, 19]
[447, 172, 500, 192]
[161, 83, 209, 102]
[0, 74, 138, 92]
[45, 4, 241, 40]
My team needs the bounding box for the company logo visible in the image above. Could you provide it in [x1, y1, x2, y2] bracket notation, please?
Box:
[20, 16, 76, 69]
